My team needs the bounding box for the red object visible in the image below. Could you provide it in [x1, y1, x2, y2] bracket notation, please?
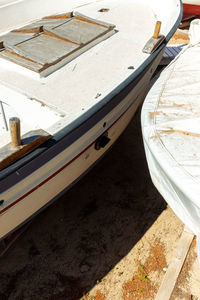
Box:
[183, 3, 200, 19]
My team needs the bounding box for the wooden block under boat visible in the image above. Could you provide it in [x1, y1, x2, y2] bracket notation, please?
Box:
[0, 129, 51, 171]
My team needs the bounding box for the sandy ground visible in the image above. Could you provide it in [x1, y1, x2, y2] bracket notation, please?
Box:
[1, 28, 200, 300]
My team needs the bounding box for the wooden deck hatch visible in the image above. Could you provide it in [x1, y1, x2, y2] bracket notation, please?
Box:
[0, 12, 115, 77]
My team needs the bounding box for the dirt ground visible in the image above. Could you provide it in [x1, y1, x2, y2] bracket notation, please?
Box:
[1, 28, 200, 300]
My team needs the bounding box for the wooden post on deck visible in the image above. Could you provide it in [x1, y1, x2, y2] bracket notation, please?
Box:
[9, 117, 21, 148]
[153, 21, 161, 39]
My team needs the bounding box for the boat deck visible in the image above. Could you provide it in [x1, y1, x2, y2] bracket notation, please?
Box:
[0, 0, 154, 111]
[0, 0, 180, 144]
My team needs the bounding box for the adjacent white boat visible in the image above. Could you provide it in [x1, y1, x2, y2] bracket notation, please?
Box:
[141, 24, 200, 258]
[0, 0, 182, 239]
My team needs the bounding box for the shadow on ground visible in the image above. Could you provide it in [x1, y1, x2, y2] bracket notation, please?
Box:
[0, 108, 166, 300]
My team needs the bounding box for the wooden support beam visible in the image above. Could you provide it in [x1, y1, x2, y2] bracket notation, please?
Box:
[155, 227, 194, 300]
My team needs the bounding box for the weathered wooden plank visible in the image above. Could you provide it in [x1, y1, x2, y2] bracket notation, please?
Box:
[39, 28, 115, 76]
[160, 45, 184, 66]
[4, 41, 45, 65]
[155, 228, 194, 300]
[0, 33, 36, 49]
[44, 27, 80, 45]
[17, 34, 78, 64]
[0, 129, 51, 170]
[12, 19, 68, 33]
[0, 12, 115, 76]
[13, 25, 43, 34]
[73, 11, 115, 29]
[0, 49, 43, 72]
[43, 12, 73, 20]
[53, 18, 108, 44]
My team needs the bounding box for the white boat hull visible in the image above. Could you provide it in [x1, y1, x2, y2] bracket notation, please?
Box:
[0, 51, 165, 239]
[0, 0, 182, 239]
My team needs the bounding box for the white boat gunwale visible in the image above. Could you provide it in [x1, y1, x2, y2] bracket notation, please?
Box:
[0, 56, 160, 188]
[0, 48, 177, 188]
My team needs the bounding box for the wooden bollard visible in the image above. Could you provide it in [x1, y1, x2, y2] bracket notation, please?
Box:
[9, 117, 21, 148]
[153, 21, 161, 39]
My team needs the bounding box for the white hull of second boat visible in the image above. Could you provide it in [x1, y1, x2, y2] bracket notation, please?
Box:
[141, 32, 200, 258]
